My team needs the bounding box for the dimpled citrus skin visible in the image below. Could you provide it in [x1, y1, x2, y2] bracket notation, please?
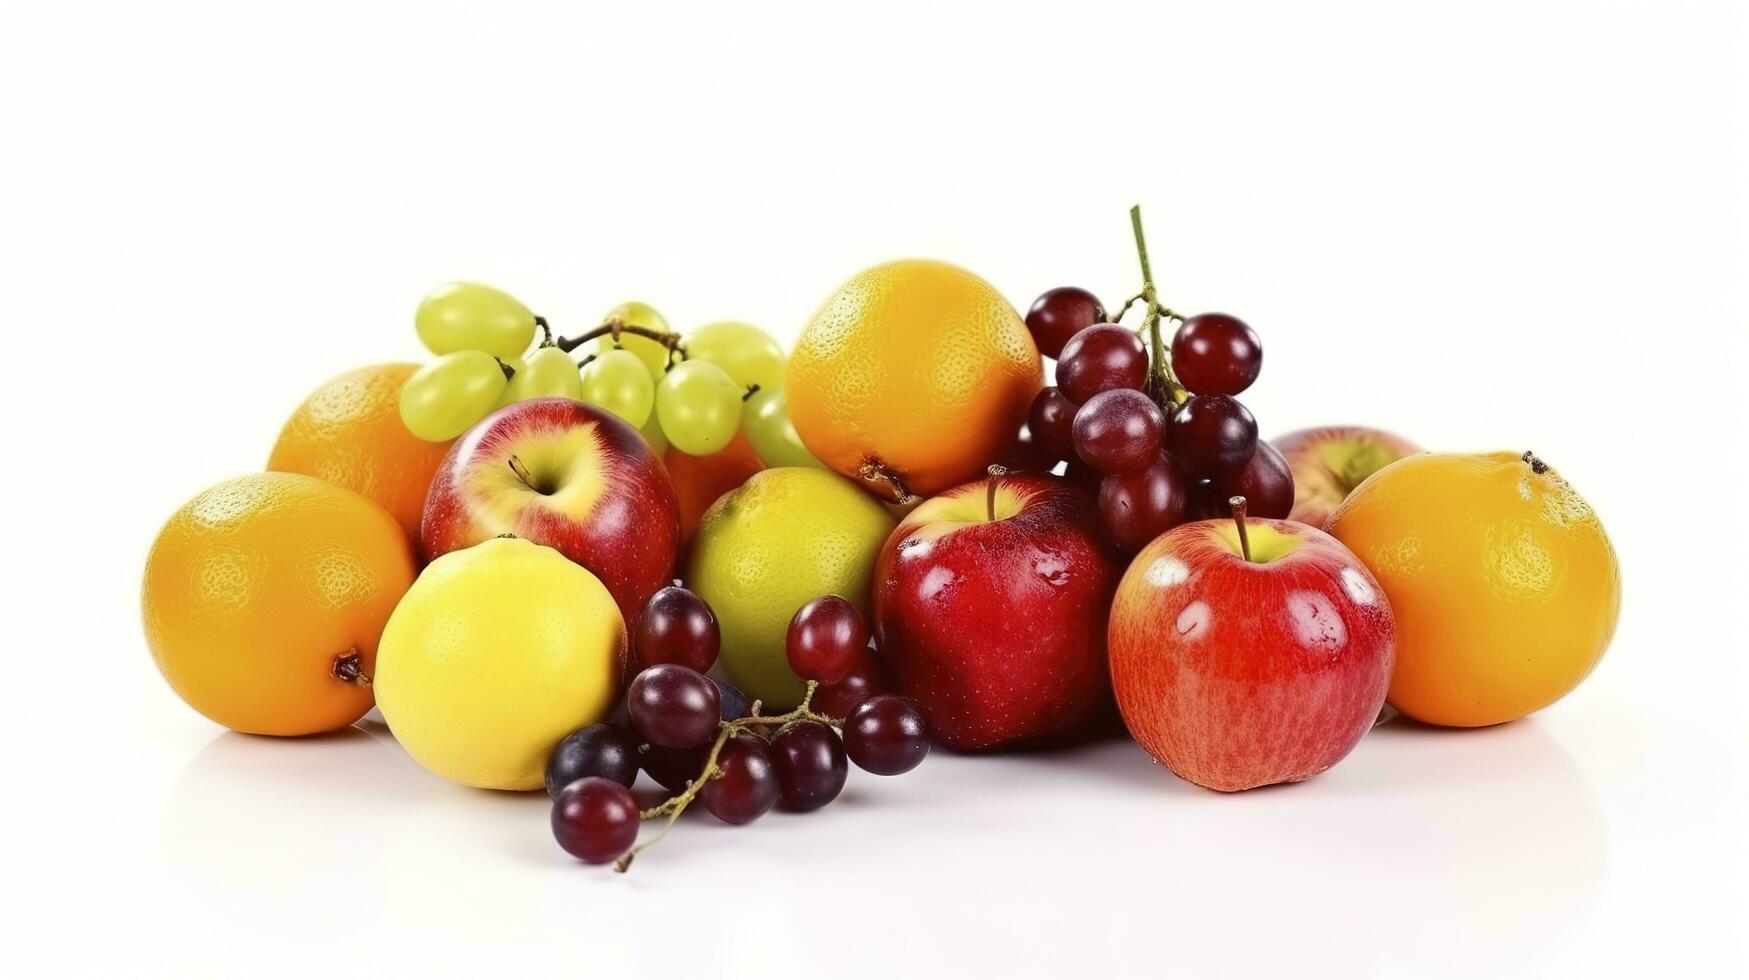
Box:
[141, 473, 417, 736]
[1327, 451, 1620, 727]
[267, 363, 453, 541]
[686, 468, 895, 708]
[374, 537, 626, 790]
[787, 259, 1042, 501]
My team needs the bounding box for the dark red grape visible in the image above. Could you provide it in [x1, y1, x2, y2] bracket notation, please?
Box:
[842, 695, 930, 775]
[1207, 440, 1294, 519]
[552, 777, 640, 864]
[814, 653, 886, 718]
[701, 734, 779, 825]
[1062, 458, 1105, 495]
[786, 595, 869, 685]
[627, 664, 720, 748]
[713, 678, 751, 723]
[634, 586, 720, 672]
[1026, 387, 1079, 464]
[1000, 425, 1057, 473]
[546, 723, 639, 798]
[1025, 287, 1106, 359]
[770, 720, 848, 812]
[1056, 324, 1148, 404]
[641, 742, 707, 792]
[1187, 479, 1224, 520]
[1171, 314, 1262, 396]
[1165, 394, 1258, 477]
[1098, 452, 1193, 550]
[1072, 388, 1166, 475]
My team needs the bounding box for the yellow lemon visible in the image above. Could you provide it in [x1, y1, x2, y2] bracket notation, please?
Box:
[687, 468, 895, 707]
[1327, 451, 1620, 727]
[374, 537, 626, 790]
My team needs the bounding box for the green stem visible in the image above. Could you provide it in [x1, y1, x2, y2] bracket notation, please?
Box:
[1129, 205, 1189, 409]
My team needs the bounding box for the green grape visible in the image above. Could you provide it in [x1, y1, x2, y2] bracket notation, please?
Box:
[591, 301, 674, 377]
[400, 351, 511, 441]
[742, 389, 827, 469]
[579, 348, 656, 427]
[493, 355, 527, 408]
[500, 346, 584, 406]
[415, 282, 537, 361]
[682, 321, 785, 393]
[655, 360, 742, 456]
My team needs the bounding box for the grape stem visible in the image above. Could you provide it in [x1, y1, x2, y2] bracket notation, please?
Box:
[551, 317, 686, 361]
[1229, 495, 1252, 562]
[1129, 205, 1189, 410]
[331, 649, 372, 687]
[615, 681, 840, 873]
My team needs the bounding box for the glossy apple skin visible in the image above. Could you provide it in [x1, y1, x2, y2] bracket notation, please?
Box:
[872, 473, 1120, 751]
[1109, 518, 1394, 791]
[422, 397, 681, 627]
[1272, 426, 1421, 528]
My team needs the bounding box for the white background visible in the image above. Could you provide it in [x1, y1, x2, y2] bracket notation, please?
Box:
[4, 1, 1745, 977]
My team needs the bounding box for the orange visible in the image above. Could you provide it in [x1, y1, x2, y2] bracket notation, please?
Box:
[142, 472, 417, 736]
[1327, 451, 1619, 727]
[267, 363, 452, 541]
[787, 259, 1041, 502]
[665, 431, 764, 545]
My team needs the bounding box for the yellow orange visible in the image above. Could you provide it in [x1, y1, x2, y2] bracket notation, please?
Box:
[1327, 451, 1619, 727]
[786, 259, 1041, 501]
[268, 363, 452, 541]
[142, 473, 417, 736]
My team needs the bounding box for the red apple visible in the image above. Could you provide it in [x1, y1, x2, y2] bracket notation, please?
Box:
[422, 397, 681, 626]
[1108, 506, 1395, 791]
[871, 471, 1120, 751]
[1272, 426, 1421, 528]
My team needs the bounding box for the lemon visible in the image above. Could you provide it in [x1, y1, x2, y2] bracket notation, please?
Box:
[374, 537, 626, 790]
[687, 468, 895, 708]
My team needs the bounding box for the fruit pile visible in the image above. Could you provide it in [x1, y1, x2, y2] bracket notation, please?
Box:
[141, 206, 1621, 872]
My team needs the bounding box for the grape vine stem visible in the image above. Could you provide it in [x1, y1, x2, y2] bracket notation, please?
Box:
[615, 681, 841, 873]
[551, 317, 687, 363]
[1129, 205, 1189, 409]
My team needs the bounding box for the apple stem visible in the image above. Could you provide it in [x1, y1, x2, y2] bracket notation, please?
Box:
[1520, 450, 1549, 475]
[331, 649, 372, 687]
[985, 464, 1007, 522]
[1128, 205, 1189, 410]
[1229, 495, 1252, 562]
[506, 454, 541, 493]
[617, 681, 835, 873]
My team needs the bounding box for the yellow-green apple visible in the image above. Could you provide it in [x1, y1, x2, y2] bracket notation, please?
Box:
[421, 397, 681, 625]
[1272, 426, 1421, 528]
[871, 470, 1120, 751]
[1108, 502, 1395, 791]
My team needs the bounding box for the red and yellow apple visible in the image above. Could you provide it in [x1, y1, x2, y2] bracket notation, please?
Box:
[871, 471, 1120, 751]
[1108, 511, 1395, 791]
[421, 397, 681, 626]
[1272, 426, 1421, 528]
